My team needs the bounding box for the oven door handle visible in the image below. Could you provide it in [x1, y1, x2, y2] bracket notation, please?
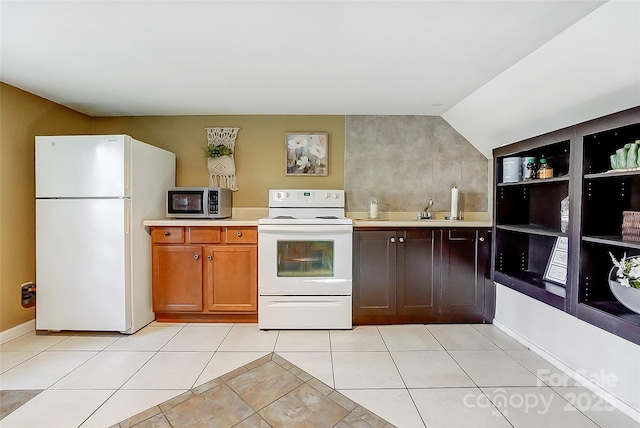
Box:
[258, 225, 353, 233]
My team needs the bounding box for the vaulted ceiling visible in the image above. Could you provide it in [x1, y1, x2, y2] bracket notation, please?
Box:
[2, 1, 638, 157]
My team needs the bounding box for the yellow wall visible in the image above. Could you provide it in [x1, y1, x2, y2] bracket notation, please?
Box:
[0, 84, 345, 333]
[0, 83, 93, 332]
[92, 116, 345, 207]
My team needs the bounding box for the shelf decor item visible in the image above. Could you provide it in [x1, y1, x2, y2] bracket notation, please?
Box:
[607, 140, 640, 172]
[608, 253, 640, 314]
[285, 132, 328, 176]
[622, 211, 640, 242]
[205, 127, 240, 190]
[502, 157, 521, 183]
[544, 237, 568, 285]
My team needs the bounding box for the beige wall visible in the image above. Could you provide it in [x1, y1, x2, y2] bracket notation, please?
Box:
[1, 84, 492, 334]
[0, 88, 345, 333]
[92, 116, 345, 207]
[0, 83, 93, 332]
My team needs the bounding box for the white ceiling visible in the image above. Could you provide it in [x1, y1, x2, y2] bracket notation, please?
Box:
[1, 0, 606, 118]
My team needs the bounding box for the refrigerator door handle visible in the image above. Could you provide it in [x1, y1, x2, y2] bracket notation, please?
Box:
[125, 161, 130, 190]
[125, 206, 130, 235]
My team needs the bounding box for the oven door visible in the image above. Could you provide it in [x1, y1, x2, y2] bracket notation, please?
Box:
[258, 224, 352, 296]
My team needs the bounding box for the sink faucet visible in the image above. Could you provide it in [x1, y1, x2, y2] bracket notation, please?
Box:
[418, 199, 433, 220]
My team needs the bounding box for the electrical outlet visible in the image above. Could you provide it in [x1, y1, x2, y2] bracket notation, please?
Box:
[21, 282, 36, 308]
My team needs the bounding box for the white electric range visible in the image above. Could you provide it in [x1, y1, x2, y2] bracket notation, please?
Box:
[258, 189, 353, 329]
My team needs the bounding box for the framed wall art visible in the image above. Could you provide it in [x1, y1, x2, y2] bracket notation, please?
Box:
[285, 132, 328, 176]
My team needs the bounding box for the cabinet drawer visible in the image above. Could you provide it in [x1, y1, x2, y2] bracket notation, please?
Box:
[188, 227, 221, 244]
[151, 227, 184, 244]
[226, 227, 257, 244]
[447, 229, 476, 240]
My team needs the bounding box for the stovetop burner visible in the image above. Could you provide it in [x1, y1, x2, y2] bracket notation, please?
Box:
[260, 189, 352, 226]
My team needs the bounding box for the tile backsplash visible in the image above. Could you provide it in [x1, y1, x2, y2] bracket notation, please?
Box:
[345, 115, 489, 213]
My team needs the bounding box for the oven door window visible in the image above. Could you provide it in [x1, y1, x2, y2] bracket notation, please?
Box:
[277, 240, 334, 277]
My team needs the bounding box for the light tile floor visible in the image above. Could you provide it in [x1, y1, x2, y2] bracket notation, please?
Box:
[1, 323, 639, 427]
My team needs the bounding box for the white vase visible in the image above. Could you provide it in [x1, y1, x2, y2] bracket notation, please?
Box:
[608, 266, 640, 314]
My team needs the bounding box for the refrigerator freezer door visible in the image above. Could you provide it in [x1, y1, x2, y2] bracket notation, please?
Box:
[36, 135, 130, 198]
[36, 198, 131, 332]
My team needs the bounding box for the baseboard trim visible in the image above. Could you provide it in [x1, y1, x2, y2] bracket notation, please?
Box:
[0, 319, 36, 345]
[493, 319, 640, 423]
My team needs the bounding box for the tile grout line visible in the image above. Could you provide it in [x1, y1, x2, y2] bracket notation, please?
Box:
[187, 323, 235, 390]
[376, 325, 428, 428]
[77, 323, 188, 427]
[427, 324, 518, 427]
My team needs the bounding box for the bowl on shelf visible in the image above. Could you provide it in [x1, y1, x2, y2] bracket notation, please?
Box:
[608, 264, 640, 314]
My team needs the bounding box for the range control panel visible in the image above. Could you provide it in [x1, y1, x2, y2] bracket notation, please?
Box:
[269, 189, 345, 208]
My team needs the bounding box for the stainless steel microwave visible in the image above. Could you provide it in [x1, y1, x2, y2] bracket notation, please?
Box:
[167, 187, 232, 218]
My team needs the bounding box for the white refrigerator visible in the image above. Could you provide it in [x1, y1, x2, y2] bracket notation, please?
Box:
[35, 135, 175, 334]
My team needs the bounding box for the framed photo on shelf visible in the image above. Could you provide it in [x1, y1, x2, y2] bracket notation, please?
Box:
[544, 236, 568, 285]
[285, 132, 328, 176]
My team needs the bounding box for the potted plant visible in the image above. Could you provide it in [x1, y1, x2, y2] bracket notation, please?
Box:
[608, 252, 640, 314]
[204, 127, 240, 191]
[204, 144, 233, 158]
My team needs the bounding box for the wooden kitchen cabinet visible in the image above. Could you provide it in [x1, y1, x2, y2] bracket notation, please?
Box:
[353, 229, 438, 324]
[353, 230, 398, 320]
[353, 227, 491, 324]
[205, 246, 257, 312]
[151, 226, 258, 323]
[440, 228, 491, 322]
[152, 245, 203, 312]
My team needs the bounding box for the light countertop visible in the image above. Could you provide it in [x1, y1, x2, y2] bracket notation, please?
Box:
[143, 208, 265, 227]
[143, 218, 260, 227]
[350, 211, 491, 228]
[144, 209, 492, 228]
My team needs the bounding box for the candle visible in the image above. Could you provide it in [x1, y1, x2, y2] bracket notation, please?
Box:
[450, 187, 458, 218]
[369, 198, 379, 219]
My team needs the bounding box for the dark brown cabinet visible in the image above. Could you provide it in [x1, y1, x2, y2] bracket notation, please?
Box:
[493, 105, 640, 345]
[399, 229, 438, 318]
[353, 227, 490, 324]
[576, 109, 640, 344]
[440, 229, 490, 322]
[353, 230, 398, 320]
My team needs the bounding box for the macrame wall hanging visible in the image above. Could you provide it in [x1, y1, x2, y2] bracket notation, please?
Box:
[205, 127, 240, 191]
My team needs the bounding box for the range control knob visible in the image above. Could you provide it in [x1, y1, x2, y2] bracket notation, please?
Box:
[332, 193, 339, 199]
[324, 192, 331, 198]
[274, 191, 289, 200]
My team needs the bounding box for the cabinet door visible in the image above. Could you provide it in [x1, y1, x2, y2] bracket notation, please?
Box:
[440, 229, 487, 319]
[152, 245, 203, 312]
[353, 231, 397, 320]
[397, 229, 438, 316]
[205, 246, 257, 312]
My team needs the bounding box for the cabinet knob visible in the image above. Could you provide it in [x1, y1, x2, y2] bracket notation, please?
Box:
[390, 237, 396, 243]
[207, 255, 212, 260]
[236, 231, 243, 237]
[163, 231, 170, 236]
[398, 237, 405, 243]
[479, 237, 485, 242]
[194, 254, 199, 260]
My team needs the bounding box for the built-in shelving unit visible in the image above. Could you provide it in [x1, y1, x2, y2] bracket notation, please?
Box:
[494, 135, 571, 311]
[492, 106, 640, 345]
[576, 111, 640, 344]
